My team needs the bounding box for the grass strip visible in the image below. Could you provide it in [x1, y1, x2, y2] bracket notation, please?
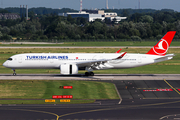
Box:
[0, 80, 119, 104]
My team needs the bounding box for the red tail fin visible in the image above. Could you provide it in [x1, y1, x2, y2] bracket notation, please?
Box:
[146, 31, 176, 56]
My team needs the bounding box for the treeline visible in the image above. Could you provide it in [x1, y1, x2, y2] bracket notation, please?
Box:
[0, 7, 77, 15]
[0, 8, 180, 41]
[104, 8, 175, 16]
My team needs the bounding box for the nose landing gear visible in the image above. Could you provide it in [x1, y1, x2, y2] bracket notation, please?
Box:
[12, 69, 16, 76]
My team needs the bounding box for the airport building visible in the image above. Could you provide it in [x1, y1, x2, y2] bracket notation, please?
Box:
[0, 13, 20, 19]
[59, 10, 127, 22]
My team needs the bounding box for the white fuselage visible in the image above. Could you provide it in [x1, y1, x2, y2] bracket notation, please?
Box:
[3, 53, 171, 70]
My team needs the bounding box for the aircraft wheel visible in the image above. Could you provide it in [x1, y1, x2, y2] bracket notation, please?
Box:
[12, 69, 16, 76]
[85, 72, 89, 76]
[90, 72, 94, 76]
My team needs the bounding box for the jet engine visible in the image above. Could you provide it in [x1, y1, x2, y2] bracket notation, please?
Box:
[60, 64, 78, 75]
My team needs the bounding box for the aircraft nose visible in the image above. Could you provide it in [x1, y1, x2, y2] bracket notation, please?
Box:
[3, 61, 8, 67]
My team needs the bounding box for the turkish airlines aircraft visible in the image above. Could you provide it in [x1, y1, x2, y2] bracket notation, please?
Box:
[3, 31, 176, 76]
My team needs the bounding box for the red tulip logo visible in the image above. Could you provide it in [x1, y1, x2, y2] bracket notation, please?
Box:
[153, 39, 169, 55]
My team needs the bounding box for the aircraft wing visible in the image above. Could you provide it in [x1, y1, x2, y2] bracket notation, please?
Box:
[73, 52, 127, 67]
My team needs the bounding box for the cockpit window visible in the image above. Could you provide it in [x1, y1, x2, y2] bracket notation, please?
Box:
[7, 58, 13, 61]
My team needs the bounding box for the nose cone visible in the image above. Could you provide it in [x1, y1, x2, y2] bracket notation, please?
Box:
[3, 61, 8, 67]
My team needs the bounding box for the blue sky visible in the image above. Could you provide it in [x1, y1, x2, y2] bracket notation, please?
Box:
[1, 0, 180, 11]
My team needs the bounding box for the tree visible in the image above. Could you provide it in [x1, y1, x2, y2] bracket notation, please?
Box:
[91, 21, 103, 35]
[122, 9, 129, 17]
[0, 9, 9, 13]
[40, 35, 48, 40]
[0, 31, 3, 38]
[76, 17, 87, 25]
[25, 33, 32, 40]
[0, 34, 12, 40]
[9, 29, 19, 36]
[67, 15, 75, 24]
[104, 18, 111, 24]
[1, 26, 10, 34]
[112, 18, 117, 25]
[129, 13, 142, 22]
[30, 34, 39, 40]
[131, 36, 142, 41]
[139, 15, 153, 23]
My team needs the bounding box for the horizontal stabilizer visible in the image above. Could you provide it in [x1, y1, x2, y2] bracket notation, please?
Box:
[154, 54, 175, 60]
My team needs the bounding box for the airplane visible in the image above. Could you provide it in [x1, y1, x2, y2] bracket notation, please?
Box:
[3, 31, 176, 76]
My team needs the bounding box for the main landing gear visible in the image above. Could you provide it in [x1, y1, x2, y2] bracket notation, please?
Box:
[12, 69, 16, 76]
[85, 72, 94, 76]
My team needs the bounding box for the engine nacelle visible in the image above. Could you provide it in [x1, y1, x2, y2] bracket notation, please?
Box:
[60, 64, 78, 75]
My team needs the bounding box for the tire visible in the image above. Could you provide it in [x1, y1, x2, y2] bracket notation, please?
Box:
[13, 73, 16, 76]
[90, 72, 94, 76]
[85, 72, 89, 76]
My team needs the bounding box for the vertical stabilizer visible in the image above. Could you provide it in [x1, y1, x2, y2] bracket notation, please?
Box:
[146, 31, 176, 56]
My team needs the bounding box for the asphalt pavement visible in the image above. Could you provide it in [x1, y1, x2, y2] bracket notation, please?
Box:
[1, 76, 180, 120]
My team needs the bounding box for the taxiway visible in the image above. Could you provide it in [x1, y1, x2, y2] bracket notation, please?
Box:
[1, 75, 180, 120]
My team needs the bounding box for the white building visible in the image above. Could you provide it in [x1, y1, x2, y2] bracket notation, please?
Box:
[59, 10, 127, 23]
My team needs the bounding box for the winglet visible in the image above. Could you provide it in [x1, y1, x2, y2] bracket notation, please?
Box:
[114, 52, 127, 60]
[146, 31, 176, 56]
[116, 49, 122, 53]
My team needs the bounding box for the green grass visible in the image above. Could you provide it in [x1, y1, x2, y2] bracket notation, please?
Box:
[0, 80, 119, 104]
[0, 80, 119, 99]
[1, 41, 180, 46]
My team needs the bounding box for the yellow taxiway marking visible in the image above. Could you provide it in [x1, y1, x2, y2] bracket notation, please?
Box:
[58, 100, 180, 118]
[3, 100, 180, 120]
[164, 79, 180, 95]
[11, 108, 59, 120]
[160, 114, 180, 120]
